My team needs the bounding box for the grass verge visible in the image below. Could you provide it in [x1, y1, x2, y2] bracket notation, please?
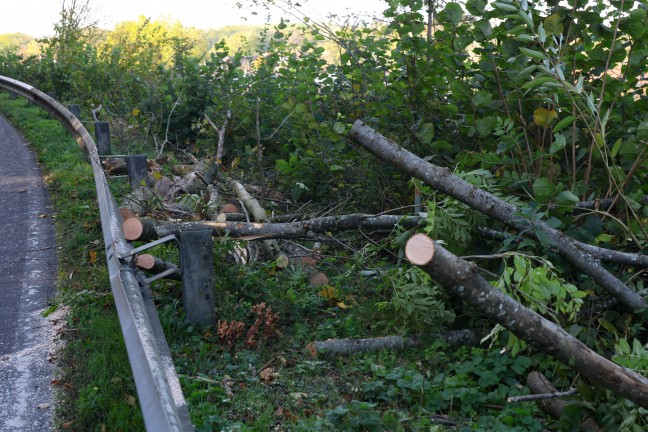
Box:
[0, 92, 144, 431]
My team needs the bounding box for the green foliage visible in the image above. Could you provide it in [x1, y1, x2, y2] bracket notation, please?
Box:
[4, 0, 648, 428]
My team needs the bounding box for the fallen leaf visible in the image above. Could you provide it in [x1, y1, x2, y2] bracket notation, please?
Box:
[259, 367, 279, 383]
[88, 251, 97, 264]
[63, 421, 73, 429]
[125, 395, 137, 406]
[37, 403, 50, 409]
[17, 188, 26, 193]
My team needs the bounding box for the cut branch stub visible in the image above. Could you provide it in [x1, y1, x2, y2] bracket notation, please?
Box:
[405, 233, 435, 266]
[404, 233, 648, 408]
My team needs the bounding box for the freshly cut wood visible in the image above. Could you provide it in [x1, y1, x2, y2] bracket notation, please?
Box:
[231, 181, 267, 222]
[166, 159, 218, 202]
[119, 207, 137, 222]
[350, 120, 645, 312]
[135, 254, 181, 281]
[123, 218, 158, 242]
[220, 204, 239, 214]
[231, 181, 283, 260]
[307, 336, 420, 357]
[122, 214, 425, 242]
[526, 372, 600, 430]
[206, 184, 220, 221]
[102, 157, 127, 175]
[404, 233, 648, 407]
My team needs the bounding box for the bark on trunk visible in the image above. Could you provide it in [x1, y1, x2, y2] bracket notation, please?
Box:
[350, 120, 645, 312]
[307, 335, 420, 357]
[478, 226, 648, 269]
[122, 214, 425, 242]
[526, 372, 601, 430]
[404, 233, 648, 408]
[231, 180, 279, 258]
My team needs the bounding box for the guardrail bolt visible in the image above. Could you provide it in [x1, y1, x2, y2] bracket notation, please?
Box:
[94, 121, 112, 155]
[127, 154, 148, 189]
[68, 104, 81, 120]
[178, 230, 216, 326]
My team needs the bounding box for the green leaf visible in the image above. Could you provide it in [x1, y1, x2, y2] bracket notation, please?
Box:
[620, 8, 646, 40]
[466, 0, 487, 15]
[444, 3, 464, 25]
[610, 138, 622, 159]
[522, 76, 555, 89]
[475, 117, 498, 136]
[472, 90, 493, 107]
[519, 47, 547, 60]
[493, 2, 518, 12]
[553, 115, 576, 133]
[544, 13, 564, 36]
[415, 123, 435, 144]
[333, 121, 346, 134]
[550, 133, 566, 154]
[533, 177, 554, 203]
[556, 190, 579, 207]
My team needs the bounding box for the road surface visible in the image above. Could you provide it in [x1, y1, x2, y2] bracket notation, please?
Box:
[0, 112, 58, 431]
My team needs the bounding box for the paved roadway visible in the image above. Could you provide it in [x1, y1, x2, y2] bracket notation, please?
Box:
[0, 113, 58, 431]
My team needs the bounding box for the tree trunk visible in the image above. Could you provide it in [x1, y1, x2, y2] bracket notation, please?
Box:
[526, 372, 601, 431]
[404, 233, 648, 408]
[121, 214, 425, 242]
[349, 120, 645, 312]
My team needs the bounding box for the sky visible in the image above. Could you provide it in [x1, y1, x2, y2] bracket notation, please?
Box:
[1, 0, 389, 38]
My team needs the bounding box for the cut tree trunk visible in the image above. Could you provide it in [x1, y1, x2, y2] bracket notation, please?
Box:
[121, 214, 425, 242]
[526, 372, 601, 431]
[404, 233, 648, 408]
[349, 120, 645, 312]
[135, 254, 181, 281]
[231, 180, 280, 259]
[307, 329, 478, 358]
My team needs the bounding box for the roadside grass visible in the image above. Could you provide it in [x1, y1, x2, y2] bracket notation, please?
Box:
[0, 92, 143, 431]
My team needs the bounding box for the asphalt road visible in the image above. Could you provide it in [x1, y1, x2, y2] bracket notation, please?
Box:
[0, 112, 58, 431]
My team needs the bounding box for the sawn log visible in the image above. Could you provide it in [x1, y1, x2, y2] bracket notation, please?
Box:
[404, 233, 648, 408]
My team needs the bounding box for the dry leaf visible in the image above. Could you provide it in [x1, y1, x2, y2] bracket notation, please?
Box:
[37, 403, 50, 409]
[63, 421, 74, 429]
[259, 367, 279, 383]
[88, 250, 97, 264]
[125, 395, 137, 406]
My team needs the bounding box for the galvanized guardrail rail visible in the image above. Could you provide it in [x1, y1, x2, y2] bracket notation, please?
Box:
[0, 76, 194, 432]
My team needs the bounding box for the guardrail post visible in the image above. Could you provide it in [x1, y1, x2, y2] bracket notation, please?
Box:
[178, 230, 216, 326]
[127, 154, 148, 189]
[94, 121, 112, 155]
[68, 104, 81, 120]
[9, 91, 17, 99]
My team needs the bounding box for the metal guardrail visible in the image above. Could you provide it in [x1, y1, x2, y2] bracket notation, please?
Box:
[0, 76, 194, 432]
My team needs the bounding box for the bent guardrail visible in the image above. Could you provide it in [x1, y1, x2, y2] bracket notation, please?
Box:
[0, 76, 194, 432]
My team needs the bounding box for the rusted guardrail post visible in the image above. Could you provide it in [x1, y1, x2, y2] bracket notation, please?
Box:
[94, 121, 111, 155]
[127, 154, 148, 189]
[178, 230, 216, 326]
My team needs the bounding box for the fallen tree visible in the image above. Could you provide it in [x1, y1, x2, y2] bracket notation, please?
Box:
[349, 120, 646, 312]
[121, 213, 425, 242]
[404, 233, 648, 408]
